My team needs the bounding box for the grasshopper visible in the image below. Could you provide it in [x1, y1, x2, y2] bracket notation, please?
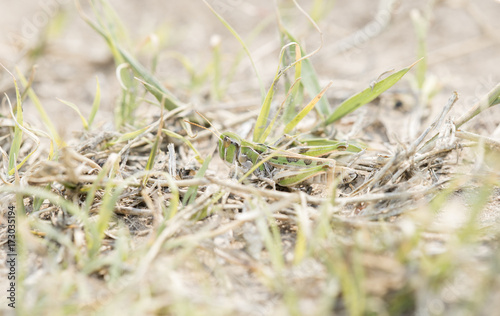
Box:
[187, 116, 360, 188]
[217, 131, 358, 188]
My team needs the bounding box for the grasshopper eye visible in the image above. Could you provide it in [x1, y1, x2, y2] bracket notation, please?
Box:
[223, 136, 231, 148]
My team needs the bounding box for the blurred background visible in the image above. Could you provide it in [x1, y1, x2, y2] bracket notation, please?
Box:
[1, 0, 499, 137]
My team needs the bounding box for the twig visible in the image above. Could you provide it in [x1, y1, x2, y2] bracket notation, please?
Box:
[456, 130, 500, 152]
[454, 82, 500, 129]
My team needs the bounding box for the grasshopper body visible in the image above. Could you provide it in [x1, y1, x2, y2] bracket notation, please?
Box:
[218, 132, 339, 187]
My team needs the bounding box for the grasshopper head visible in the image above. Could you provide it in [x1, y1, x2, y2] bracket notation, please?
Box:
[219, 132, 241, 164]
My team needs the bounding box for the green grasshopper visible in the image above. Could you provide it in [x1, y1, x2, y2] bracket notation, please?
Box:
[187, 116, 361, 188]
[217, 131, 358, 188]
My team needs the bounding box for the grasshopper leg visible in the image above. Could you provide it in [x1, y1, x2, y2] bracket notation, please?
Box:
[272, 160, 335, 187]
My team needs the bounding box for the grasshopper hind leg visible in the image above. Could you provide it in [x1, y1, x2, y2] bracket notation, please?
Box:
[254, 164, 277, 190]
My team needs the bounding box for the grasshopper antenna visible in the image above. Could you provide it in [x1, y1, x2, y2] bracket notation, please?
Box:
[195, 111, 222, 136]
[184, 111, 221, 138]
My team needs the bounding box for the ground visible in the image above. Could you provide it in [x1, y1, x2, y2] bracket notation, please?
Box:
[1, 0, 500, 315]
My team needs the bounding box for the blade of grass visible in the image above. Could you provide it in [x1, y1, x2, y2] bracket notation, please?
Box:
[78, 0, 181, 110]
[132, 75, 181, 111]
[57, 98, 89, 129]
[253, 77, 278, 143]
[254, 201, 284, 272]
[411, 10, 429, 90]
[301, 58, 330, 117]
[142, 111, 164, 186]
[107, 125, 152, 146]
[455, 82, 500, 128]
[201, 0, 264, 98]
[277, 1, 329, 117]
[15, 67, 64, 149]
[87, 154, 122, 259]
[88, 76, 101, 128]
[211, 35, 223, 100]
[253, 43, 297, 143]
[283, 44, 304, 124]
[0, 186, 83, 218]
[182, 155, 212, 206]
[6, 97, 41, 175]
[325, 59, 421, 125]
[120, 48, 181, 110]
[293, 201, 310, 265]
[19, 66, 36, 102]
[3, 70, 23, 174]
[1, 66, 42, 175]
[284, 81, 332, 134]
[261, 77, 302, 143]
[162, 129, 204, 164]
[33, 184, 52, 212]
[221, 17, 273, 97]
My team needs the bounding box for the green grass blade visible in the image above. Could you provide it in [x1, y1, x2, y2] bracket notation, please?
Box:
[261, 78, 301, 142]
[211, 36, 223, 100]
[455, 82, 500, 128]
[325, 59, 421, 125]
[80, 0, 125, 66]
[119, 48, 181, 110]
[19, 67, 36, 101]
[88, 155, 122, 259]
[0, 185, 83, 218]
[201, 0, 264, 98]
[298, 139, 364, 154]
[142, 115, 164, 186]
[2, 68, 41, 175]
[283, 44, 304, 124]
[293, 205, 307, 265]
[301, 59, 330, 117]
[5, 74, 23, 173]
[411, 10, 429, 90]
[182, 155, 212, 206]
[253, 45, 293, 143]
[7, 101, 41, 175]
[82, 162, 111, 214]
[293, 44, 302, 80]
[33, 184, 52, 212]
[284, 81, 332, 134]
[108, 125, 151, 146]
[88, 76, 101, 128]
[16, 67, 63, 148]
[132, 75, 181, 111]
[281, 30, 330, 117]
[253, 80, 278, 143]
[57, 98, 89, 129]
[162, 129, 204, 164]
[144, 135, 160, 176]
[78, 0, 181, 110]
[254, 203, 284, 272]
[277, 0, 329, 117]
